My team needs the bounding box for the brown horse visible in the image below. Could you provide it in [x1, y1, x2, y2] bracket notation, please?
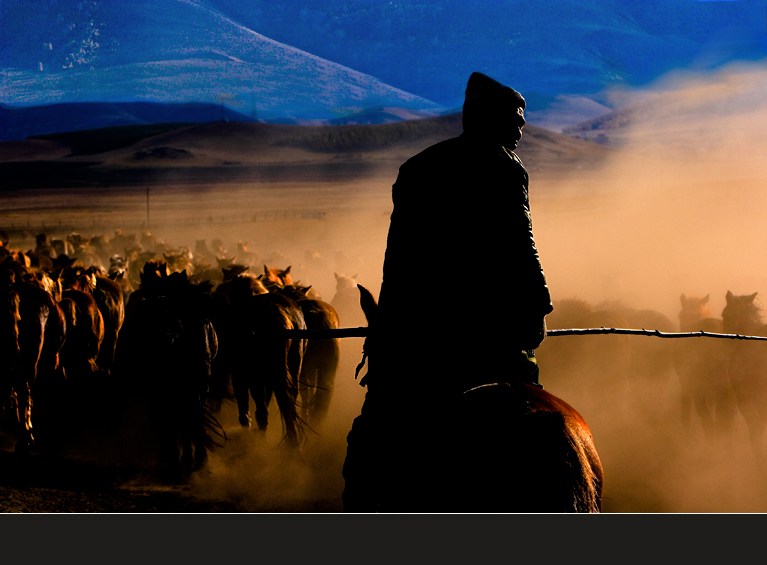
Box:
[280, 285, 341, 429]
[673, 294, 737, 442]
[91, 269, 125, 378]
[343, 285, 603, 513]
[229, 274, 307, 447]
[721, 291, 767, 461]
[58, 268, 105, 381]
[1, 266, 66, 451]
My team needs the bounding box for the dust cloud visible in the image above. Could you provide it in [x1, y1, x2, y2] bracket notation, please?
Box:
[531, 60, 767, 512]
[6, 62, 767, 512]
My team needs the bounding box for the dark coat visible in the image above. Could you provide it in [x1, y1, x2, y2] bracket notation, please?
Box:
[372, 131, 553, 396]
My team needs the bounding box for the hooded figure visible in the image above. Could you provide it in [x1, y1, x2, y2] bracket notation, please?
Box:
[342, 72, 554, 512]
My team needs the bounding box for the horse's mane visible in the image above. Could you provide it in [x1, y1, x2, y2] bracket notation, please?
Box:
[723, 291, 763, 328]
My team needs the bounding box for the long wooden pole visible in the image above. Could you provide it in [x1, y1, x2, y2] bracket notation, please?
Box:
[276, 327, 767, 341]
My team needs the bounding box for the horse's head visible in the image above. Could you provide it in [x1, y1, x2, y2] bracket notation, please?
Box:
[109, 255, 128, 275]
[280, 284, 313, 301]
[722, 291, 762, 334]
[140, 260, 170, 296]
[263, 265, 292, 287]
[222, 263, 249, 282]
[679, 293, 713, 327]
[67, 232, 89, 251]
[217, 256, 236, 270]
[334, 272, 358, 291]
[230, 273, 268, 302]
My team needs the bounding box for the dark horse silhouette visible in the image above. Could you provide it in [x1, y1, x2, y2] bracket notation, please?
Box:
[345, 285, 603, 513]
[115, 266, 221, 481]
[673, 293, 736, 442]
[229, 274, 307, 447]
[721, 291, 767, 462]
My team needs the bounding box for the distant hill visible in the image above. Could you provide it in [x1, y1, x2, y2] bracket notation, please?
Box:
[0, 102, 253, 142]
[0, 112, 613, 189]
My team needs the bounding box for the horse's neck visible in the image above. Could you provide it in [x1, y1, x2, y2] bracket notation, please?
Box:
[727, 309, 763, 334]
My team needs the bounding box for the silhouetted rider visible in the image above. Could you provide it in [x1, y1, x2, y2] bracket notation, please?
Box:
[343, 72, 554, 512]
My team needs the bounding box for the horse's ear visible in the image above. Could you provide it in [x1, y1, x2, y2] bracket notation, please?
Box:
[749, 292, 758, 302]
[702, 294, 709, 304]
[263, 265, 269, 275]
[680, 293, 686, 304]
[334, 272, 340, 281]
[726, 290, 733, 303]
[357, 284, 378, 325]
[285, 266, 291, 274]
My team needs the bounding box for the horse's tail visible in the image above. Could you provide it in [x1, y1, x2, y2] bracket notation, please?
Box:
[274, 306, 309, 447]
[59, 296, 77, 330]
[279, 344, 310, 447]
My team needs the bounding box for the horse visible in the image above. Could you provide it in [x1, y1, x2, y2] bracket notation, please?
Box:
[536, 298, 631, 420]
[235, 241, 260, 268]
[115, 267, 222, 481]
[67, 233, 103, 269]
[229, 274, 308, 447]
[280, 284, 341, 429]
[672, 294, 737, 443]
[331, 272, 367, 328]
[108, 256, 134, 302]
[58, 268, 105, 382]
[262, 265, 293, 288]
[90, 268, 125, 378]
[343, 285, 603, 513]
[1, 265, 66, 452]
[720, 291, 767, 461]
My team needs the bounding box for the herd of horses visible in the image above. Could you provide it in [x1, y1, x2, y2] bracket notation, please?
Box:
[0, 228, 345, 483]
[538, 292, 767, 460]
[3, 227, 767, 511]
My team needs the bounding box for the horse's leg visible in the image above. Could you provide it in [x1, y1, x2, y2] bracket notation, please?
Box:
[232, 368, 251, 428]
[311, 344, 339, 427]
[679, 389, 693, 438]
[713, 385, 738, 446]
[298, 349, 317, 423]
[13, 317, 45, 452]
[692, 392, 715, 441]
[746, 416, 765, 464]
[253, 380, 271, 433]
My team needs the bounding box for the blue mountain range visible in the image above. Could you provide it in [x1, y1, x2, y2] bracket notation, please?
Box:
[1, 0, 765, 138]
